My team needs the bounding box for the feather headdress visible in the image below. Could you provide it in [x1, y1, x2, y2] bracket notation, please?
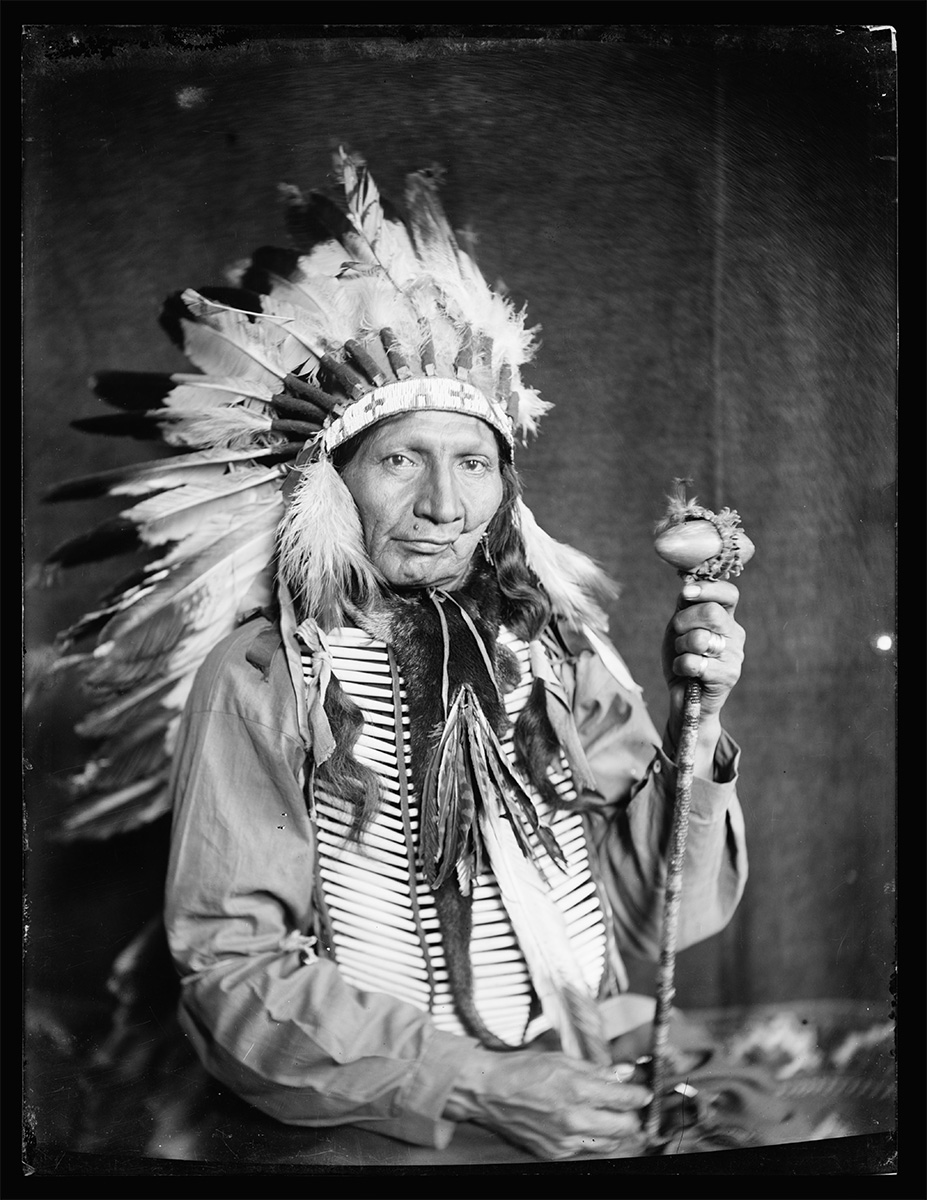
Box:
[41, 146, 615, 840]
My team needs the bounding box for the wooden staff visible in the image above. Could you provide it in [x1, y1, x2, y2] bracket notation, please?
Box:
[644, 482, 754, 1146]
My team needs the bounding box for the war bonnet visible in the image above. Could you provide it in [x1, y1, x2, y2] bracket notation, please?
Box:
[44, 147, 616, 837]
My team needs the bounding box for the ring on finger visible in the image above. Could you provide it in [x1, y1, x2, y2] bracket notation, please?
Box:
[704, 632, 726, 658]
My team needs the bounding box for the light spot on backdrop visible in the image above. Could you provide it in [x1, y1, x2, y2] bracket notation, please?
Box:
[176, 87, 209, 110]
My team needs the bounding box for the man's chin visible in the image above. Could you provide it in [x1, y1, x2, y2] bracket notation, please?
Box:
[385, 557, 472, 592]
[392, 574, 468, 592]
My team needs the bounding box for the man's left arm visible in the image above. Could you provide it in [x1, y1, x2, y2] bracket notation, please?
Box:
[569, 634, 748, 962]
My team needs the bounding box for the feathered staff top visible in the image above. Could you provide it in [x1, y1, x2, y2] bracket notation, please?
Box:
[41, 147, 617, 842]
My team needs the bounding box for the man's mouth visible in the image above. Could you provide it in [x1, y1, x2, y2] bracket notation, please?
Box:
[398, 539, 455, 554]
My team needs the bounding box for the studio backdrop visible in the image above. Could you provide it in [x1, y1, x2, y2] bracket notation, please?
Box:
[24, 25, 895, 1093]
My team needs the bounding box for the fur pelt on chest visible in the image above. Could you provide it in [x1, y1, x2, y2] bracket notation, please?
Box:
[350, 562, 523, 799]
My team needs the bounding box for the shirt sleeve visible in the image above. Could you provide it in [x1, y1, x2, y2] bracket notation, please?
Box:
[567, 630, 748, 961]
[164, 620, 479, 1149]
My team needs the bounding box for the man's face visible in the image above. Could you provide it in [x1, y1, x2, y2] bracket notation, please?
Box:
[340, 410, 505, 591]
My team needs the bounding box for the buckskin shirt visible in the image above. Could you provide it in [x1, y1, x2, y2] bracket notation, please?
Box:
[165, 613, 746, 1149]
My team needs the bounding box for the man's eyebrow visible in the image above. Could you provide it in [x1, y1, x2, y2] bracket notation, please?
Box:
[375, 439, 497, 458]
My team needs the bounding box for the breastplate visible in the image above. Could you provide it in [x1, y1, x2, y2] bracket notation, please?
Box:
[304, 625, 608, 1046]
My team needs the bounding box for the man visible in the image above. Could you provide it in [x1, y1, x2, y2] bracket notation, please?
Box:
[165, 402, 745, 1161]
[55, 149, 748, 1160]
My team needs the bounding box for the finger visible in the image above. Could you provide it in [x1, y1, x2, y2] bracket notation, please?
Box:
[540, 1123, 645, 1161]
[678, 580, 740, 614]
[561, 1118, 647, 1158]
[673, 601, 739, 637]
[610, 1061, 637, 1083]
[560, 1106, 647, 1138]
[577, 1137, 646, 1160]
[674, 629, 729, 659]
[594, 1062, 645, 1085]
[585, 1077, 654, 1110]
[672, 651, 737, 684]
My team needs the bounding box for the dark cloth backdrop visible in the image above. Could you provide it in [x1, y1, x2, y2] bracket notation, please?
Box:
[23, 27, 894, 1041]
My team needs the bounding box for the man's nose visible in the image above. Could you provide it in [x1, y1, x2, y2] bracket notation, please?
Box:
[413, 463, 464, 525]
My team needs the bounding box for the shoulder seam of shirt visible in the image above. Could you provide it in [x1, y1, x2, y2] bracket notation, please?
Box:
[181, 706, 306, 747]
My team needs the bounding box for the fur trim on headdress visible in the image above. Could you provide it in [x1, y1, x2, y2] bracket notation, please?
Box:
[277, 454, 382, 629]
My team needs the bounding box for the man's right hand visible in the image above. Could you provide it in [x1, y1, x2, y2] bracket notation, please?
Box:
[443, 1047, 652, 1161]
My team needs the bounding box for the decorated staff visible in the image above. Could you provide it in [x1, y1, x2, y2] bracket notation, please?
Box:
[646, 481, 755, 1144]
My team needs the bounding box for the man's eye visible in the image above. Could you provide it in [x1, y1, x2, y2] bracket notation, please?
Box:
[461, 458, 489, 474]
[384, 454, 415, 468]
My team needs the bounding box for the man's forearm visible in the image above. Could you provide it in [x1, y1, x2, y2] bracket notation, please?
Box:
[663, 712, 724, 781]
